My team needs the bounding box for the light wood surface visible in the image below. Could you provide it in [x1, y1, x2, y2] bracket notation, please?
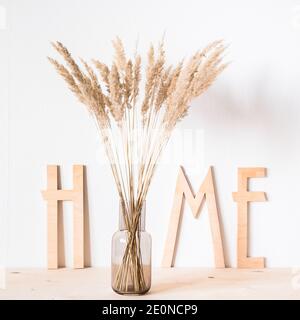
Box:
[162, 167, 225, 268]
[232, 168, 267, 269]
[0, 268, 298, 300]
[41, 165, 84, 269]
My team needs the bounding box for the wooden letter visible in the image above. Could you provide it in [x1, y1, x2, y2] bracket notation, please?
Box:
[162, 167, 225, 268]
[232, 168, 267, 269]
[42, 165, 84, 269]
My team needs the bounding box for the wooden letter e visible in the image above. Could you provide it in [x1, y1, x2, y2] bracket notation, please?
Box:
[232, 168, 267, 268]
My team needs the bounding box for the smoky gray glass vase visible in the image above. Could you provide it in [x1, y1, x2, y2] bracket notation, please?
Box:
[111, 202, 152, 295]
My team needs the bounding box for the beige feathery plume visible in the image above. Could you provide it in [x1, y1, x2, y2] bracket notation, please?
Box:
[141, 43, 165, 120]
[150, 42, 165, 106]
[132, 54, 141, 105]
[141, 44, 155, 116]
[112, 37, 127, 73]
[189, 43, 227, 98]
[93, 60, 110, 92]
[80, 58, 105, 110]
[109, 63, 123, 122]
[147, 44, 155, 69]
[124, 59, 133, 106]
[51, 42, 86, 84]
[155, 65, 172, 110]
[48, 57, 85, 104]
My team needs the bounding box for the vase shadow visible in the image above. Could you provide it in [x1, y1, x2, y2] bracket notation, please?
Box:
[150, 278, 202, 294]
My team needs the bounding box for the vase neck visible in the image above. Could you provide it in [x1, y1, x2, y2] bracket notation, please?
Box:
[119, 201, 146, 231]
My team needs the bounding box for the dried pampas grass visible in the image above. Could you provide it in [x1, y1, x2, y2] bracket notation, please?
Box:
[49, 38, 227, 293]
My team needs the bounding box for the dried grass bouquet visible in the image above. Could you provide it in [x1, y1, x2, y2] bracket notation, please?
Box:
[49, 38, 227, 294]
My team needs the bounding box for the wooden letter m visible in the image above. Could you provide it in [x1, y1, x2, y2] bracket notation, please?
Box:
[162, 167, 225, 268]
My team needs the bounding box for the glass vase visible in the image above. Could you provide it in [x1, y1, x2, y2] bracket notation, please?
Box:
[111, 202, 151, 295]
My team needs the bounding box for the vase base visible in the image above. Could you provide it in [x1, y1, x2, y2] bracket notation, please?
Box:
[112, 287, 150, 296]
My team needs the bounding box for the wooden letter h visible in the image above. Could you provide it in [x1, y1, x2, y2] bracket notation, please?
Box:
[42, 165, 84, 269]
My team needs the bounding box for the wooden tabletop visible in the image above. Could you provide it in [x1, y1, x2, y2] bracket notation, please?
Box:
[0, 268, 299, 300]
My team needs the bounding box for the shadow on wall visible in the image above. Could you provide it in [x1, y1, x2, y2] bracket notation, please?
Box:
[186, 69, 300, 156]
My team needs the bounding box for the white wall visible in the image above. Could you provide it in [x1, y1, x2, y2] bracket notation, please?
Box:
[0, 1, 8, 268]
[4, 0, 300, 267]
